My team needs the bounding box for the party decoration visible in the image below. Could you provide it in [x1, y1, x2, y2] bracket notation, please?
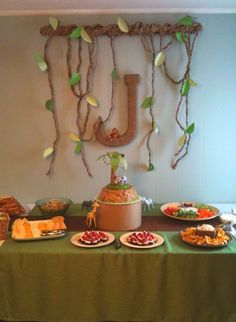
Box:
[35, 54, 47, 71]
[37, 16, 201, 176]
[43, 147, 53, 159]
[117, 17, 129, 33]
[45, 99, 53, 111]
[49, 17, 59, 31]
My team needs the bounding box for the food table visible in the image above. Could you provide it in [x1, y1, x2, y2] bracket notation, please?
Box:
[1, 204, 236, 322]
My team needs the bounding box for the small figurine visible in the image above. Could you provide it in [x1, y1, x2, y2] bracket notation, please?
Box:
[81, 200, 93, 210]
[114, 175, 127, 185]
[141, 197, 154, 211]
[86, 201, 100, 228]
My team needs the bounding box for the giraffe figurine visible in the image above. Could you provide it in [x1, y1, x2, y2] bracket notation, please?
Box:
[86, 201, 100, 228]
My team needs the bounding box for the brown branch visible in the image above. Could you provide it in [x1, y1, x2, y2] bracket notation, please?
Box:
[66, 38, 81, 98]
[172, 31, 199, 168]
[146, 35, 156, 167]
[162, 34, 176, 50]
[40, 22, 202, 37]
[172, 134, 191, 169]
[66, 37, 93, 177]
[44, 36, 60, 177]
[76, 39, 83, 133]
[103, 36, 117, 123]
[140, 33, 175, 54]
[82, 41, 96, 136]
[163, 61, 184, 85]
[175, 83, 185, 132]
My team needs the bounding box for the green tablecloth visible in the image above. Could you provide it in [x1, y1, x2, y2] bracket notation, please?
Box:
[0, 231, 236, 322]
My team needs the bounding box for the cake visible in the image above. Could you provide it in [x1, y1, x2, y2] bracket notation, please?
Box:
[95, 152, 142, 231]
[98, 185, 139, 203]
[196, 224, 216, 238]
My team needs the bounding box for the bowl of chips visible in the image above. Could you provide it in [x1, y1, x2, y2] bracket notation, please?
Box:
[36, 197, 72, 218]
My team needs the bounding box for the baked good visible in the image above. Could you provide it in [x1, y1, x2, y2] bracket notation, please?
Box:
[127, 231, 157, 246]
[95, 153, 141, 230]
[79, 231, 108, 245]
[98, 185, 139, 203]
[196, 224, 216, 238]
[0, 196, 25, 216]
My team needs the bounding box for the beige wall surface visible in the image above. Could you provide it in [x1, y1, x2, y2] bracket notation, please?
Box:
[0, 14, 235, 203]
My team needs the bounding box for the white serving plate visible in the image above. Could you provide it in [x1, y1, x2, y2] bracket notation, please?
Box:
[161, 202, 220, 221]
[12, 219, 66, 241]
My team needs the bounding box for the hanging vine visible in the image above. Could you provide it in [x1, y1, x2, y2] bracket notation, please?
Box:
[35, 35, 60, 177]
[66, 33, 98, 177]
[36, 16, 202, 176]
[163, 25, 199, 169]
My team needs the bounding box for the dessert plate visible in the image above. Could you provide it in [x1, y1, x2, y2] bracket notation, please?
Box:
[161, 202, 219, 221]
[71, 232, 115, 248]
[120, 232, 164, 249]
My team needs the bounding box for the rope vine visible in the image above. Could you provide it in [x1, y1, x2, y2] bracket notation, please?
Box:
[44, 36, 60, 176]
[163, 30, 200, 169]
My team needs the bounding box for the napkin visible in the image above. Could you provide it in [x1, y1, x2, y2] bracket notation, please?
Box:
[223, 224, 236, 238]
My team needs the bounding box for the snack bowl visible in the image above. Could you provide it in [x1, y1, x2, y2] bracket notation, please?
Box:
[220, 213, 236, 225]
[36, 197, 72, 218]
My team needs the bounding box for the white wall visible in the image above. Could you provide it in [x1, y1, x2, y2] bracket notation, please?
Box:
[0, 14, 235, 203]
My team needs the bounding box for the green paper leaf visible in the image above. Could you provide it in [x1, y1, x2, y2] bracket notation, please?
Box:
[81, 28, 92, 43]
[179, 15, 195, 26]
[35, 54, 47, 72]
[45, 99, 53, 111]
[154, 52, 165, 67]
[69, 132, 80, 142]
[141, 97, 155, 109]
[178, 134, 187, 147]
[175, 31, 188, 43]
[69, 72, 81, 86]
[96, 154, 106, 161]
[43, 147, 54, 159]
[111, 68, 119, 80]
[147, 162, 154, 171]
[120, 157, 128, 170]
[69, 27, 81, 39]
[117, 17, 129, 33]
[49, 17, 59, 31]
[189, 79, 198, 87]
[74, 141, 83, 155]
[86, 94, 98, 107]
[186, 123, 195, 134]
[182, 79, 190, 96]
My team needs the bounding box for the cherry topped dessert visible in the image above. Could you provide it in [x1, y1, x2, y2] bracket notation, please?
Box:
[79, 231, 108, 244]
[127, 231, 157, 246]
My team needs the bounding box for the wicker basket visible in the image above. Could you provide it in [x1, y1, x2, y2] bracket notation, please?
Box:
[0, 212, 10, 240]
